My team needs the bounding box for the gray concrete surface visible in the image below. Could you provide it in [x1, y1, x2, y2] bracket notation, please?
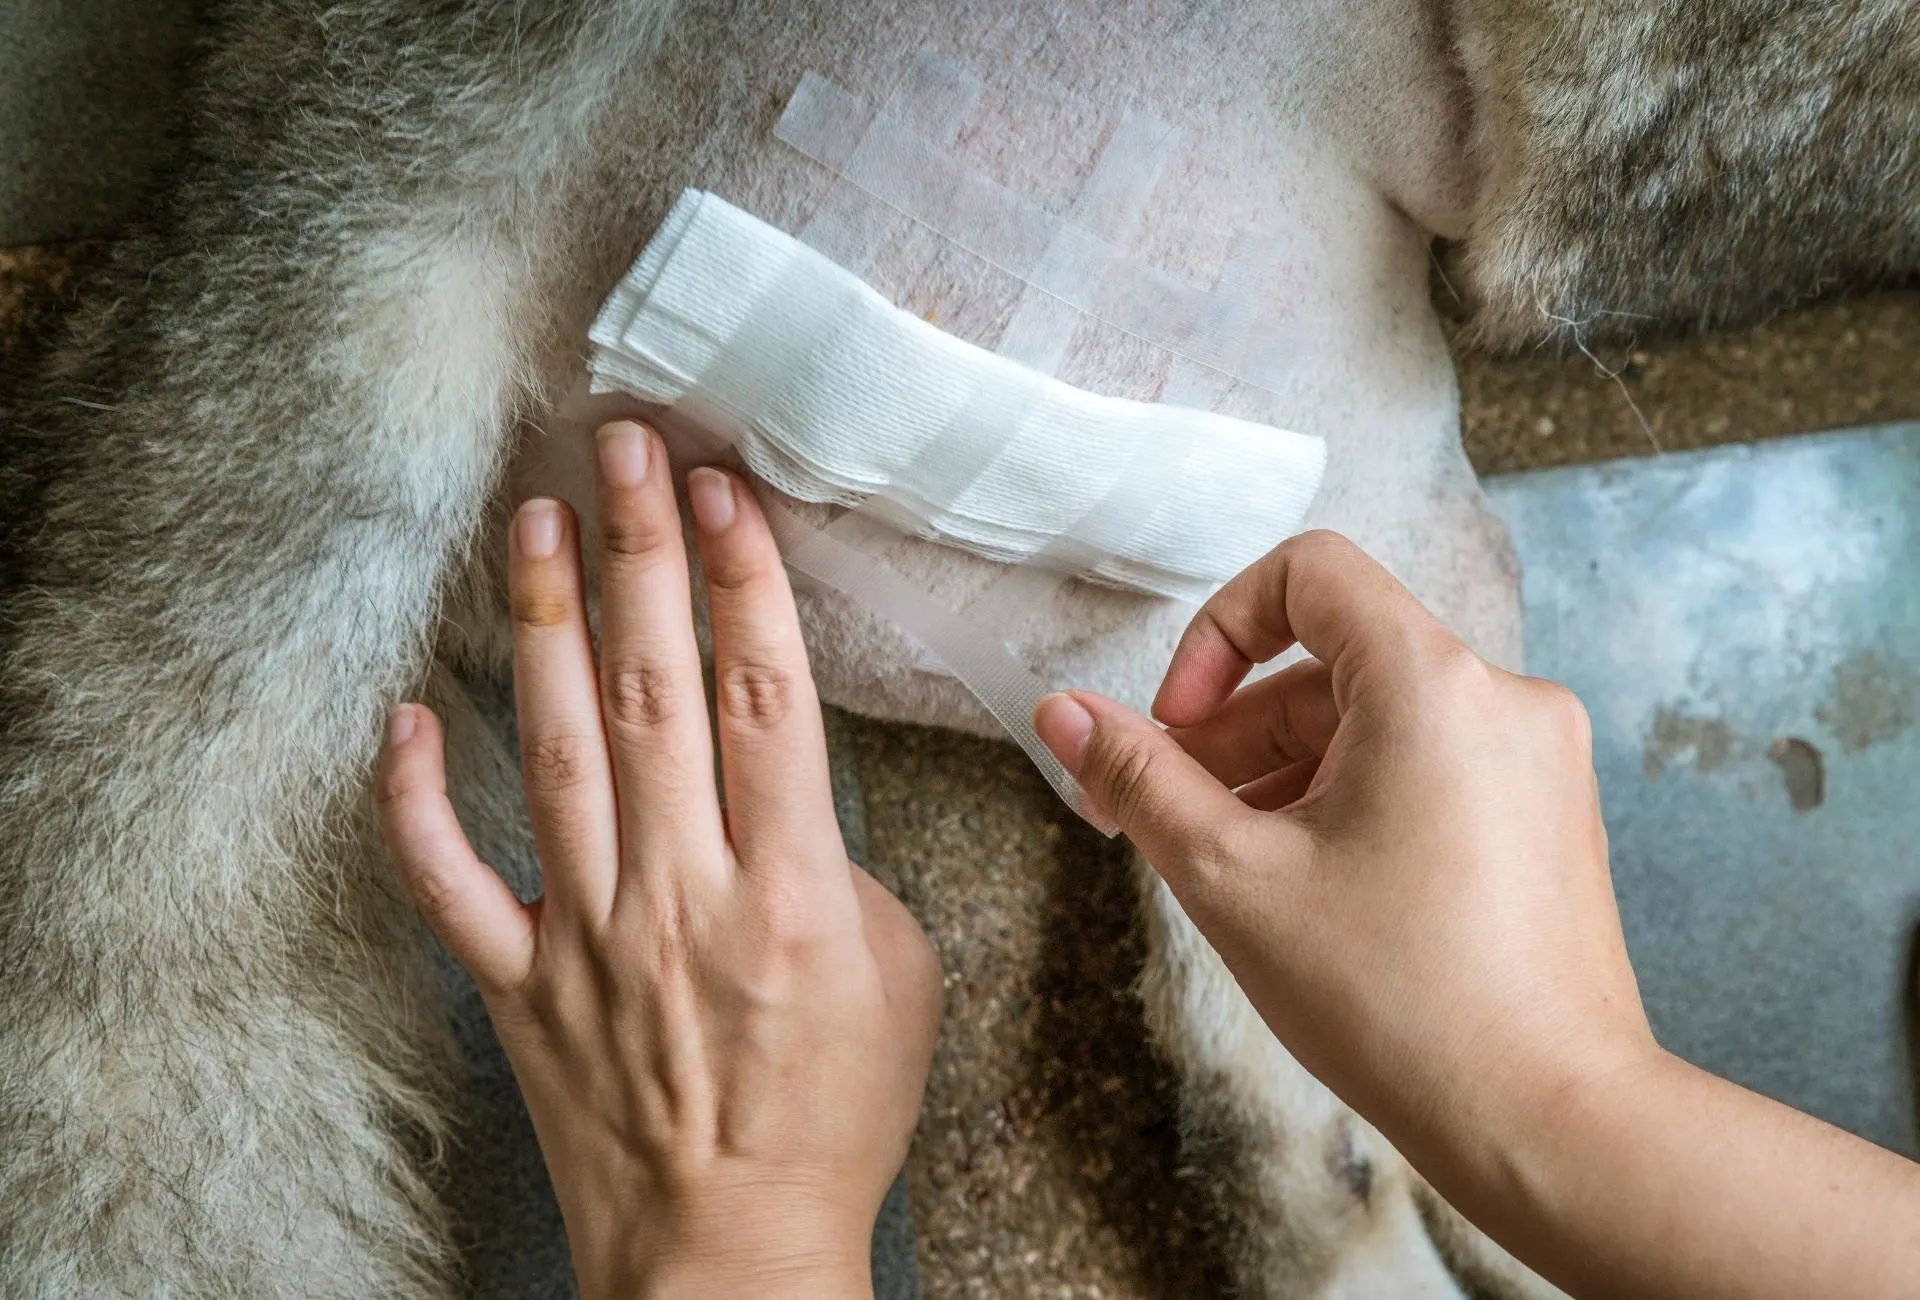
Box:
[1489, 424, 1920, 1155]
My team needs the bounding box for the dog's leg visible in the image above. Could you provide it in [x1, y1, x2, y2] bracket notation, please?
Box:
[0, 3, 671, 1294]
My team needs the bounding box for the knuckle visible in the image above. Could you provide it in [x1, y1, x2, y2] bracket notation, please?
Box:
[522, 733, 596, 796]
[1533, 679, 1593, 749]
[1265, 695, 1311, 762]
[704, 547, 775, 596]
[1169, 819, 1237, 890]
[717, 659, 797, 731]
[629, 892, 695, 982]
[751, 877, 831, 945]
[511, 588, 573, 630]
[1425, 641, 1497, 699]
[1290, 527, 1353, 557]
[1087, 729, 1170, 829]
[404, 863, 462, 929]
[374, 770, 414, 810]
[1278, 528, 1358, 575]
[600, 515, 676, 566]
[602, 660, 682, 731]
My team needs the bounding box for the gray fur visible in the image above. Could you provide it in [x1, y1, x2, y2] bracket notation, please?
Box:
[1446, 0, 1920, 349]
[0, 4, 671, 1293]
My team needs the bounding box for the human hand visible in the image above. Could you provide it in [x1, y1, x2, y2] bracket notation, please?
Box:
[1033, 530, 1652, 1197]
[377, 423, 942, 1299]
[1036, 530, 1920, 1300]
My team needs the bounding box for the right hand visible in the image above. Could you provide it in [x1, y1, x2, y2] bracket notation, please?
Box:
[1033, 530, 1654, 1189]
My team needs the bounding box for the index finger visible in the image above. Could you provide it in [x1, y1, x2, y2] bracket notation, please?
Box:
[1150, 530, 1460, 727]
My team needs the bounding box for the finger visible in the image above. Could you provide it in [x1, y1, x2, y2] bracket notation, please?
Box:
[1151, 530, 1460, 728]
[378, 705, 535, 992]
[510, 498, 619, 922]
[688, 468, 842, 876]
[1236, 757, 1322, 812]
[1034, 690, 1278, 887]
[1168, 657, 1340, 788]
[592, 422, 725, 879]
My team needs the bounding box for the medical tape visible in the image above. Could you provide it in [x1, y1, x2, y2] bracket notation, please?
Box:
[797, 49, 985, 275]
[826, 95, 1183, 583]
[799, 78, 1195, 678]
[995, 107, 1183, 372]
[807, 60, 1017, 558]
[775, 73, 1260, 388]
[777, 69, 1293, 666]
[953, 229, 1290, 649]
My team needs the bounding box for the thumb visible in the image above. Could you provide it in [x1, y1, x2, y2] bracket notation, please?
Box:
[1035, 690, 1258, 879]
[377, 704, 536, 995]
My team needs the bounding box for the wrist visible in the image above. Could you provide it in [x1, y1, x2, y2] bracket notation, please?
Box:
[614, 1252, 873, 1300]
[1405, 1029, 1674, 1237]
[568, 1187, 878, 1300]
[1431, 1036, 1684, 1285]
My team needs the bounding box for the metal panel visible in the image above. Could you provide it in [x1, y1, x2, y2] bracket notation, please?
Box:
[1488, 424, 1920, 1154]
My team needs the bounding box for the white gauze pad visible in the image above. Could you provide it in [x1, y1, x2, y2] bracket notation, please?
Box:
[588, 189, 1325, 602]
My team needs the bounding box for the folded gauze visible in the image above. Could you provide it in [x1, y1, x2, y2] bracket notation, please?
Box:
[588, 188, 1325, 601]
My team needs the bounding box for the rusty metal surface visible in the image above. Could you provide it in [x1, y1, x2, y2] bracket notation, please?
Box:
[1489, 424, 1920, 1155]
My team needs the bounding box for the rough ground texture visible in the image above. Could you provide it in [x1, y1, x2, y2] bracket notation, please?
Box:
[6, 242, 1919, 1297]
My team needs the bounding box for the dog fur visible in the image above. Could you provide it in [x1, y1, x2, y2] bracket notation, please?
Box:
[1446, 0, 1920, 349]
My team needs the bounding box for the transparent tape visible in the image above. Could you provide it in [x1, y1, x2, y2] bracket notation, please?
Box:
[581, 54, 1327, 833]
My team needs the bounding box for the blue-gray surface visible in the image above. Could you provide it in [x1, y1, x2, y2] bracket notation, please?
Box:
[1487, 424, 1920, 1155]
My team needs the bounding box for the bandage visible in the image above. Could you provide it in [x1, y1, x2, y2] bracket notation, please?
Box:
[581, 57, 1327, 831]
[588, 190, 1325, 601]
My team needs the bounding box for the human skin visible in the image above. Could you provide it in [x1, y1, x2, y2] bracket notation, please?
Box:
[1033, 530, 1920, 1300]
[378, 421, 941, 1300]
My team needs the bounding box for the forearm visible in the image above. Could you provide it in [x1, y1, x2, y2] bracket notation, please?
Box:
[1447, 1049, 1920, 1299]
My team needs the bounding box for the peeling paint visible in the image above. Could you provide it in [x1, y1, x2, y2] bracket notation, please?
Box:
[1816, 649, 1916, 754]
[1767, 737, 1825, 812]
[1643, 707, 1736, 778]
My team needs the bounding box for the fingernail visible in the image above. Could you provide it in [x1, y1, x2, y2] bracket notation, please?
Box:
[388, 705, 417, 747]
[688, 468, 736, 534]
[517, 499, 562, 558]
[596, 421, 650, 488]
[1033, 692, 1094, 772]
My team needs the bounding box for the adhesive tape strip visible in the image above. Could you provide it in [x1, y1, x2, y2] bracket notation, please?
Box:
[832, 95, 1183, 594]
[799, 49, 984, 275]
[956, 229, 1292, 643]
[995, 106, 1183, 373]
[775, 73, 1255, 385]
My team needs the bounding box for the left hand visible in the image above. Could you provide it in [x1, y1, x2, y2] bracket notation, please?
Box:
[377, 421, 943, 1299]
